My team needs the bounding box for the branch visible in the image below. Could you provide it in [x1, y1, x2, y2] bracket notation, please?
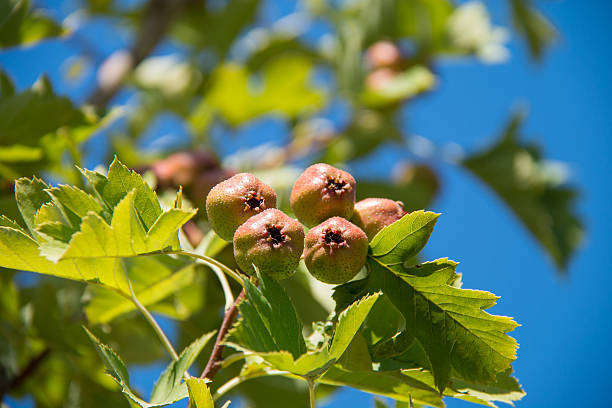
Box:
[200, 289, 245, 381]
[87, 0, 195, 107]
[0, 348, 50, 400]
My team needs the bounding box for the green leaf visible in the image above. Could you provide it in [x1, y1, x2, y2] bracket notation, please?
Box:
[84, 326, 151, 407]
[185, 377, 215, 408]
[150, 331, 216, 404]
[449, 368, 525, 407]
[369, 210, 440, 266]
[205, 55, 325, 125]
[319, 366, 443, 408]
[85, 260, 200, 324]
[45, 185, 104, 224]
[321, 364, 524, 408]
[0, 68, 15, 97]
[328, 293, 381, 361]
[361, 66, 436, 107]
[15, 176, 52, 238]
[395, 0, 454, 52]
[172, 0, 260, 57]
[103, 157, 163, 230]
[0, 223, 127, 291]
[510, 0, 557, 61]
[1, 160, 195, 297]
[462, 113, 583, 271]
[0, 0, 67, 49]
[375, 398, 389, 408]
[0, 80, 83, 147]
[229, 270, 307, 359]
[335, 257, 519, 392]
[86, 326, 207, 407]
[228, 286, 379, 378]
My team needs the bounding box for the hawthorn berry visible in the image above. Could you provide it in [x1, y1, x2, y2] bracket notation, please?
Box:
[304, 217, 368, 285]
[366, 41, 403, 69]
[233, 209, 305, 280]
[351, 198, 406, 240]
[206, 173, 276, 241]
[290, 163, 356, 227]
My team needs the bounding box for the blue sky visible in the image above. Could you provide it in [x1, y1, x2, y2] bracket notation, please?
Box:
[1, 1, 611, 407]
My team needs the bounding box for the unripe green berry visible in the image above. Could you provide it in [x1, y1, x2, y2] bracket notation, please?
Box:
[351, 198, 406, 240]
[233, 209, 305, 280]
[290, 163, 356, 227]
[304, 217, 368, 285]
[206, 173, 276, 241]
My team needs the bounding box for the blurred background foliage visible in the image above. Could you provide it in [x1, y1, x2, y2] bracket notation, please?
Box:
[0, 0, 583, 407]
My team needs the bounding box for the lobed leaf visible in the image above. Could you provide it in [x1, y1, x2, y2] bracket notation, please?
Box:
[227, 274, 379, 379]
[462, 113, 583, 271]
[0, 160, 196, 297]
[150, 331, 216, 404]
[336, 257, 519, 392]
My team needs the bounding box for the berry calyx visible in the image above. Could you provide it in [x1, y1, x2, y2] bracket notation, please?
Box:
[233, 209, 304, 280]
[351, 198, 406, 240]
[304, 217, 368, 285]
[290, 163, 356, 227]
[244, 190, 265, 212]
[206, 173, 277, 241]
[322, 228, 346, 247]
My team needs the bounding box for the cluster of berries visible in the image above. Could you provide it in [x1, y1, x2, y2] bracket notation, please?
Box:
[205, 164, 405, 285]
[365, 41, 404, 92]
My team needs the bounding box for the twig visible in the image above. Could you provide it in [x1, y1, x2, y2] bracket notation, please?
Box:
[0, 348, 50, 400]
[87, 0, 195, 107]
[200, 289, 245, 380]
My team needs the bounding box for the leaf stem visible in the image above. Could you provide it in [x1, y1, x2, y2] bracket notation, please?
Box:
[207, 262, 235, 310]
[219, 352, 247, 369]
[308, 379, 316, 408]
[128, 279, 179, 362]
[165, 250, 244, 287]
[213, 370, 289, 401]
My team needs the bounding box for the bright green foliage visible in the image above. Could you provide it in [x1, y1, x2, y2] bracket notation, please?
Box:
[0, 0, 66, 49]
[185, 378, 215, 408]
[0, 158, 196, 295]
[463, 113, 583, 270]
[226, 270, 379, 378]
[321, 366, 524, 408]
[186, 377, 232, 408]
[361, 66, 436, 107]
[334, 211, 520, 393]
[86, 327, 214, 407]
[510, 0, 558, 61]
[150, 331, 216, 404]
[0, 73, 121, 184]
[227, 270, 308, 360]
[85, 259, 200, 324]
[204, 55, 325, 126]
[369, 210, 440, 265]
[0, 0, 572, 405]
